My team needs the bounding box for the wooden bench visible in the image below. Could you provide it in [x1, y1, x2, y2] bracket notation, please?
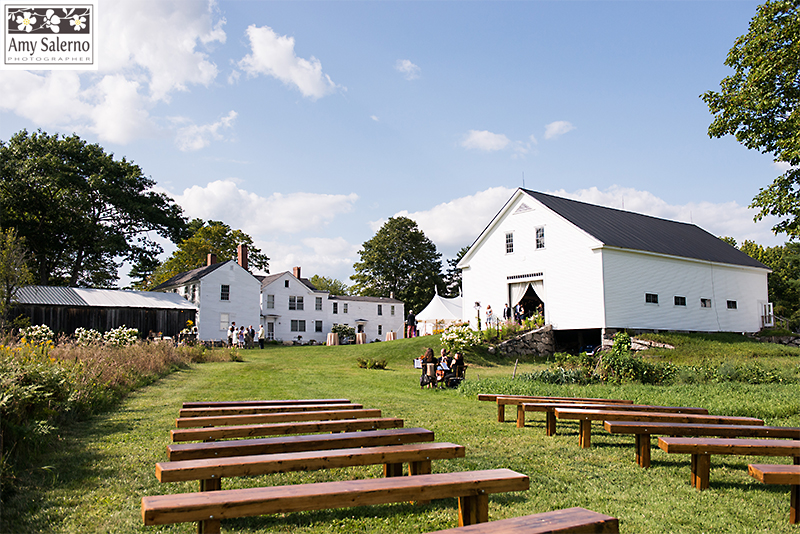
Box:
[427, 507, 619, 533]
[516, 402, 708, 432]
[604, 421, 800, 468]
[182, 398, 351, 408]
[554, 408, 763, 449]
[486, 395, 633, 423]
[178, 403, 363, 418]
[158, 442, 466, 491]
[142, 468, 530, 533]
[657, 437, 800, 490]
[175, 408, 383, 429]
[171, 417, 404, 442]
[748, 463, 800, 524]
[167, 427, 435, 461]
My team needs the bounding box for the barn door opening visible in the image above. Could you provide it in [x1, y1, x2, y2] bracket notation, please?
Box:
[509, 281, 544, 320]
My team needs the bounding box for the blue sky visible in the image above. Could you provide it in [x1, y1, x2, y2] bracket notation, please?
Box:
[0, 0, 786, 286]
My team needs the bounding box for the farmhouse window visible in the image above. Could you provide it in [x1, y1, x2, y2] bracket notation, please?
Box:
[266, 294, 274, 309]
[291, 320, 306, 332]
[289, 296, 304, 310]
[333, 303, 338, 314]
[536, 226, 545, 249]
[505, 232, 514, 254]
[378, 304, 383, 315]
[343, 303, 349, 313]
[391, 305, 395, 316]
[727, 300, 738, 310]
[700, 298, 712, 308]
[219, 313, 229, 331]
[315, 297, 323, 311]
[645, 293, 659, 304]
[220, 284, 230, 301]
[674, 296, 686, 306]
[315, 320, 323, 332]
[378, 325, 383, 335]
[285, 280, 289, 288]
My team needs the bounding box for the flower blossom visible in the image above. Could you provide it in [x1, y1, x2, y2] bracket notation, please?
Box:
[16, 12, 36, 32]
[70, 15, 86, 31]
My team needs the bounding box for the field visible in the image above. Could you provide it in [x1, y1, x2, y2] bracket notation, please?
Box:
[3, 335, 800, 533]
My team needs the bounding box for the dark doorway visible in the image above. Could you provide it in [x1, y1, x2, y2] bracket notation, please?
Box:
[518, 285, 544, 319]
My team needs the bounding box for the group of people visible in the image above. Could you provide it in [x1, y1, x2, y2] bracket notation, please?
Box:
[227, 322, 267, 349]
[417, 347, 465, 389]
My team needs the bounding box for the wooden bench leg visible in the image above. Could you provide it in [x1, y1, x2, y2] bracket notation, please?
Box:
[458, 494, 489, 526]
[690, 453, 711, 490]
[409, 460, 431, 476]
[199, 478, 221, 492]
[198, 518, 221, 534]
[790, 484, 798, 524]
[635, 434, 651, 468]
[516, 405, 525, 428]
[498, 404, 505, 423]
[579, 420, 592, 448]
[384, 463, 404, 477]
[545, 411, 556, 436]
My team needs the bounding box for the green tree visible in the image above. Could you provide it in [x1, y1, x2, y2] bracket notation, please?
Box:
[309, 275, 350, 295]
[0, 129, 187, 287]
[443, 246, 469, 297]
[149, 220, 269, 288]
[350, 216, 443, 314]
[702, 1, 800, 237]
[0, 229, 33, 330]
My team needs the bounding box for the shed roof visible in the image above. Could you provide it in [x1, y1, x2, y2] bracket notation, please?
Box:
[15, 286, 197, 310]
[523, 190, 768, 270]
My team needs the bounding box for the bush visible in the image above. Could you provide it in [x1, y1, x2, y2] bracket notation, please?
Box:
[356, 358, 387, 370]
[19, 324, 54, 346]
[441, 324, 481, 353]
[330, 324, 355, 344]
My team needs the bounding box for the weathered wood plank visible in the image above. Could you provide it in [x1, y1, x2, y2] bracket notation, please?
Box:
[182, 399, 350, 408]
[428, 507, 620, 533]
[171, 417, 403, 442]
[178, 403, 363, 418]
[516, 402, 707, 430]
[175, 408, 382, 429]
[167, 427, 435, 461]
[749, 464, 800, 524]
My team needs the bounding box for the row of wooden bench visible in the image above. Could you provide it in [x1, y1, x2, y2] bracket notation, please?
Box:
[480, 394, 800, 524]
[142, 398, 620, 533]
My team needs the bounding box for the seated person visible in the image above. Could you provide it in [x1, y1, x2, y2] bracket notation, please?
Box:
[420, 347, 437, 388]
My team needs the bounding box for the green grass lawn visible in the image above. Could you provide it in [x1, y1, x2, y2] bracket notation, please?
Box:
[4, 335, 800, 533]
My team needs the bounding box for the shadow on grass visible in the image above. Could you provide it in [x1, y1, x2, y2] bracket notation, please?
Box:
[1, 413, 135, 533]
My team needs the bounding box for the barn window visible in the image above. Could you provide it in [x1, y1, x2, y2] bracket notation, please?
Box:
[645, 293, 659, 304]
[536, 226, 545, 249]
[505, 232, 514, 254]
[674, 296, 686, 306]
[727, 300, 738, 310]
[700, 298, 712, 308]
[220, 284, 230, 301]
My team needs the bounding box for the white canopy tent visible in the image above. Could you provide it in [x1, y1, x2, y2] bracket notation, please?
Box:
[416, 289, 463, 335]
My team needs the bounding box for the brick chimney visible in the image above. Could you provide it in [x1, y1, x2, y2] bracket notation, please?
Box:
[237, 244, 248, 271]
[293, 266, 301, 279]
[207, 253, 217, 266]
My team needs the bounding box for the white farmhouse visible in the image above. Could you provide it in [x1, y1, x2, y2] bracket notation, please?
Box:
[458, 189, 772, 347]
[260, 267, 405, 343]
[152, 247, 262, 341]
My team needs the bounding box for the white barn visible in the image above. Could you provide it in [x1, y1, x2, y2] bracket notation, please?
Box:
[458, 189, 772, 347]
[260, 267, 406, 344]
[152, 248, 262, 342]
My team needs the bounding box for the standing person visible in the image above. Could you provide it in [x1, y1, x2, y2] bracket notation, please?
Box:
[237, 326, 245, 348]
[258, 324, 265, 349]
[406, 310, 417, 338]
[227, 322, 236, 347]
[485, 305, 493, 328]
[503, 303, 511, 322]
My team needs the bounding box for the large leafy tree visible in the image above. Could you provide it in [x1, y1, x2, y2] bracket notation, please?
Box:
[443, 246, 470, 297]
[309, 275, 350, 295]
[0, 129, 187, 287]
[0, 229, 33, 330]
[350, 216, 443, 314]
[147, 219, 269, 289]
[702, 1, 800, 237]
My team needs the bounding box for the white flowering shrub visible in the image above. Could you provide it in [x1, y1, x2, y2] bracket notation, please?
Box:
[440, 324, 481, 353]
[74, 327, 103, 346]
[20, 324, 54, 346]
[102, 326, 139, 347]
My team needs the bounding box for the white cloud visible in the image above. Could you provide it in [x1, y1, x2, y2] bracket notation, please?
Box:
[174, 110, 238, 151]
[461, 130, 511, 152]
[371, 115, 380, 122]
[238, 25, 340, 100]
[258, 237, 360, 281]
[544, 120, 575, 140]
[173, 180, 358, 237]
[0, 0, 227, 145]
[395, 59, 421, 80]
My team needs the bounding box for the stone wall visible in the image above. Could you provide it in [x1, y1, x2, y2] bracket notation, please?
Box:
[489, 324, 555, 357]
